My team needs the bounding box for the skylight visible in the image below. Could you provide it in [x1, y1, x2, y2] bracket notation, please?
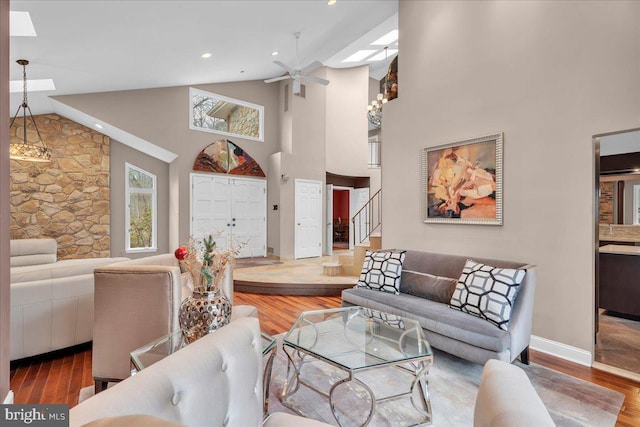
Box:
[10, 11, 37, 37]
[367, 49, 398, 62]
[10, 79, 56, 93]
[371, 29, 398, 46]
[342, 50, 376, 63]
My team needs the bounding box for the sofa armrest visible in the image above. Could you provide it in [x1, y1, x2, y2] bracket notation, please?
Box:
[474, 359, 554, 427]
[10, 238, 57, 267]
[506, 265, 537, 361]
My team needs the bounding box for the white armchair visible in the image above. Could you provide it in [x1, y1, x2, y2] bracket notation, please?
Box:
[71, 317, 331, 427]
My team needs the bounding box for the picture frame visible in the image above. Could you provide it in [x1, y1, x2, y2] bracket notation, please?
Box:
[422, 132, 503, 225]
[189, 87, 264, 142]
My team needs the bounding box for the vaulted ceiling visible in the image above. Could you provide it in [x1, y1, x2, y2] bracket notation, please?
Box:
[10, 0, 398, 114]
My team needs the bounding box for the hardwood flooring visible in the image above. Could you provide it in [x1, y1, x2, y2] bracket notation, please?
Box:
[9, 293, 640, 427]
[595, 310, 640, 375]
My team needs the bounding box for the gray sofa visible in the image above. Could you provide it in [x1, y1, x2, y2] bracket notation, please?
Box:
[342, 250, 536, 365]
[10, 238, 129, 360]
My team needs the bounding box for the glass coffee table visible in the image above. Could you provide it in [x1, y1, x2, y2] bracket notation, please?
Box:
[130, 328, 277, 416]
[282, 306, 433, 426]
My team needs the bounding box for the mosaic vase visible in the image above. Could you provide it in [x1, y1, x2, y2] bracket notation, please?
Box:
[179, 287, 232, 344]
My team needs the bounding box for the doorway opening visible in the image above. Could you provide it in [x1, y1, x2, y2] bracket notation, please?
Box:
[594, 127, 640, 380]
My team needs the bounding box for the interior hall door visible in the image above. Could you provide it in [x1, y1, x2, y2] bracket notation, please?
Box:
[295, 179, 323, 259]
[350, 187, 370, 248]
[190, 173, 266, 258]
[325, 184, 333, 256]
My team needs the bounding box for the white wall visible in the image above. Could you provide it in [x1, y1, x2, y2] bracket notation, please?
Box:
[383, 0, 640, 353]
[325, 66, 369, 177]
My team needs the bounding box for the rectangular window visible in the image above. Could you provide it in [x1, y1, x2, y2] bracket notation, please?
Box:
[368, 135, 381, 168]
[126, 163, 157, 253]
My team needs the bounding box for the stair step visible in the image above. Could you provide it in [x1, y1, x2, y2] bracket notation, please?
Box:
[338, 253, 354, 267]
[369, 235, 382, 251]
[322, 262, 342, 277]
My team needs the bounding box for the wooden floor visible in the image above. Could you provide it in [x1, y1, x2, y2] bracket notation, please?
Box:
[595, 310, 640, 375]
[9, 293, 640, 426]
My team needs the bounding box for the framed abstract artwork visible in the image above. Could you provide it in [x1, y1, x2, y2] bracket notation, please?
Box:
[422, 132, 503, 225]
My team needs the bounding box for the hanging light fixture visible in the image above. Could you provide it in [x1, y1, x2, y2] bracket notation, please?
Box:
[367, 47, 389, 128]
[9, 59, 52, 163]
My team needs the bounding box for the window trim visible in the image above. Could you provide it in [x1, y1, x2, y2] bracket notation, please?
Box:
[125, 162, 158, 253]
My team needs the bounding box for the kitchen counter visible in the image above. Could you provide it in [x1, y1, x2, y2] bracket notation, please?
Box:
[599, 244, 640, 255]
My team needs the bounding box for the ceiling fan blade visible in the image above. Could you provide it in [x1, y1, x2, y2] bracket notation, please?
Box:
[273, 60, 295, 75]
[301, 60, 323, 75]
[303, 75, 330, 86]
[264, 75, 292, 84]
[292, 79, 301, 95]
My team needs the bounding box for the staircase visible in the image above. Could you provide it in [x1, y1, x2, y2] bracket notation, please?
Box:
[323, 190, 382, 277]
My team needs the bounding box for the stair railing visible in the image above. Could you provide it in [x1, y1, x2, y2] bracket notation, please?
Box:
[352, 189, 381, 246]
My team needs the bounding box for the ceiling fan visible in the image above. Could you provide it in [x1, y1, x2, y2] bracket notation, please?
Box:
[264, 32, 330, 95]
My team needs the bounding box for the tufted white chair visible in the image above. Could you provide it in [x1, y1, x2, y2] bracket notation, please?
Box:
[71, 317, 331, 427]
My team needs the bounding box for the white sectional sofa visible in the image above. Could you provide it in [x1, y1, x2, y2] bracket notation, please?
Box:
[10, 239, 129, 360]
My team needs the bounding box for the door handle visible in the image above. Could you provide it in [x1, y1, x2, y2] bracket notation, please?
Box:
[297, 223, 301, 226]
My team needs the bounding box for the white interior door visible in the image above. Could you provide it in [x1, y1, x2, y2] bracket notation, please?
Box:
[295, 179, 323, 259]
[231, 177, 266, 258]
[191, 175, 232, 249]
[350, 187, 370, 248]
[325, 184, 333, 256]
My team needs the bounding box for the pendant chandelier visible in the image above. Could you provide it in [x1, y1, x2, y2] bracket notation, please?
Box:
[367, 47, 389, 128]
[9, 59, 52, 163]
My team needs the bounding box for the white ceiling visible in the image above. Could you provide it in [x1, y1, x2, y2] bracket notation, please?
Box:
[10, 0, 398, 115]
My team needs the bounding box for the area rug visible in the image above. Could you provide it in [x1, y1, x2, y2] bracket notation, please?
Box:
[79, 341, 624, 427]
[267, 339, 624, 427]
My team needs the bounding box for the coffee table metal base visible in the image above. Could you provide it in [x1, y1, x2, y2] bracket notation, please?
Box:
[281, 346, 433, 427]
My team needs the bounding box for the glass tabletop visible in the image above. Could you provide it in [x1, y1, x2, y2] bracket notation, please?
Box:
[131, 329, 277, 371]
[283, 306, 432, 371]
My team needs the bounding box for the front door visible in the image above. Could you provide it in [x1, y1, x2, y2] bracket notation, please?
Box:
[295, 179, 323, 259]
[231, 177, 266, 258]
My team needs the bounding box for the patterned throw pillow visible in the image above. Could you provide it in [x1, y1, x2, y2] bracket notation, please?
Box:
[449, 259, 526, 330]
[356, 250, 406, 295]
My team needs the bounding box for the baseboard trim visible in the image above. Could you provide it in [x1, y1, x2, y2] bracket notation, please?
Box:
[3, 390, 14, 404]
[530, 335, 592, 367]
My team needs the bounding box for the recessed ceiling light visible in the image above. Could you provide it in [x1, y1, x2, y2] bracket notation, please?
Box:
[9, 79, 55, 93]
[201, 53, 212, 59]
[371, 29, 399, 46]
[10, 11, 37, 37]
[95, 123, 104, 129]
[367, 49, 398, 61]
[271, 51, 279, 56]
[327, 0, 337, 5]
[342, 50, 376, 63]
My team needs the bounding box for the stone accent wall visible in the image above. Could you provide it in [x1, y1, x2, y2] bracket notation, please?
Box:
[228, 105, 259, 139]
[10, 114, 110, 259]
[599, 181, 614, 224]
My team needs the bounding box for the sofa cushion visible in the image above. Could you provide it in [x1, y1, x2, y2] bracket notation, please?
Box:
[342, 288, 510, 352]
[400, 270, 458, 304]
[356, 250, 406, 295]
[10, 257, 129, 284]
[450, 260, 526, 330]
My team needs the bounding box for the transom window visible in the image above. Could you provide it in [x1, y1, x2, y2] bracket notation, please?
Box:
[125, 163, 157, 253]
